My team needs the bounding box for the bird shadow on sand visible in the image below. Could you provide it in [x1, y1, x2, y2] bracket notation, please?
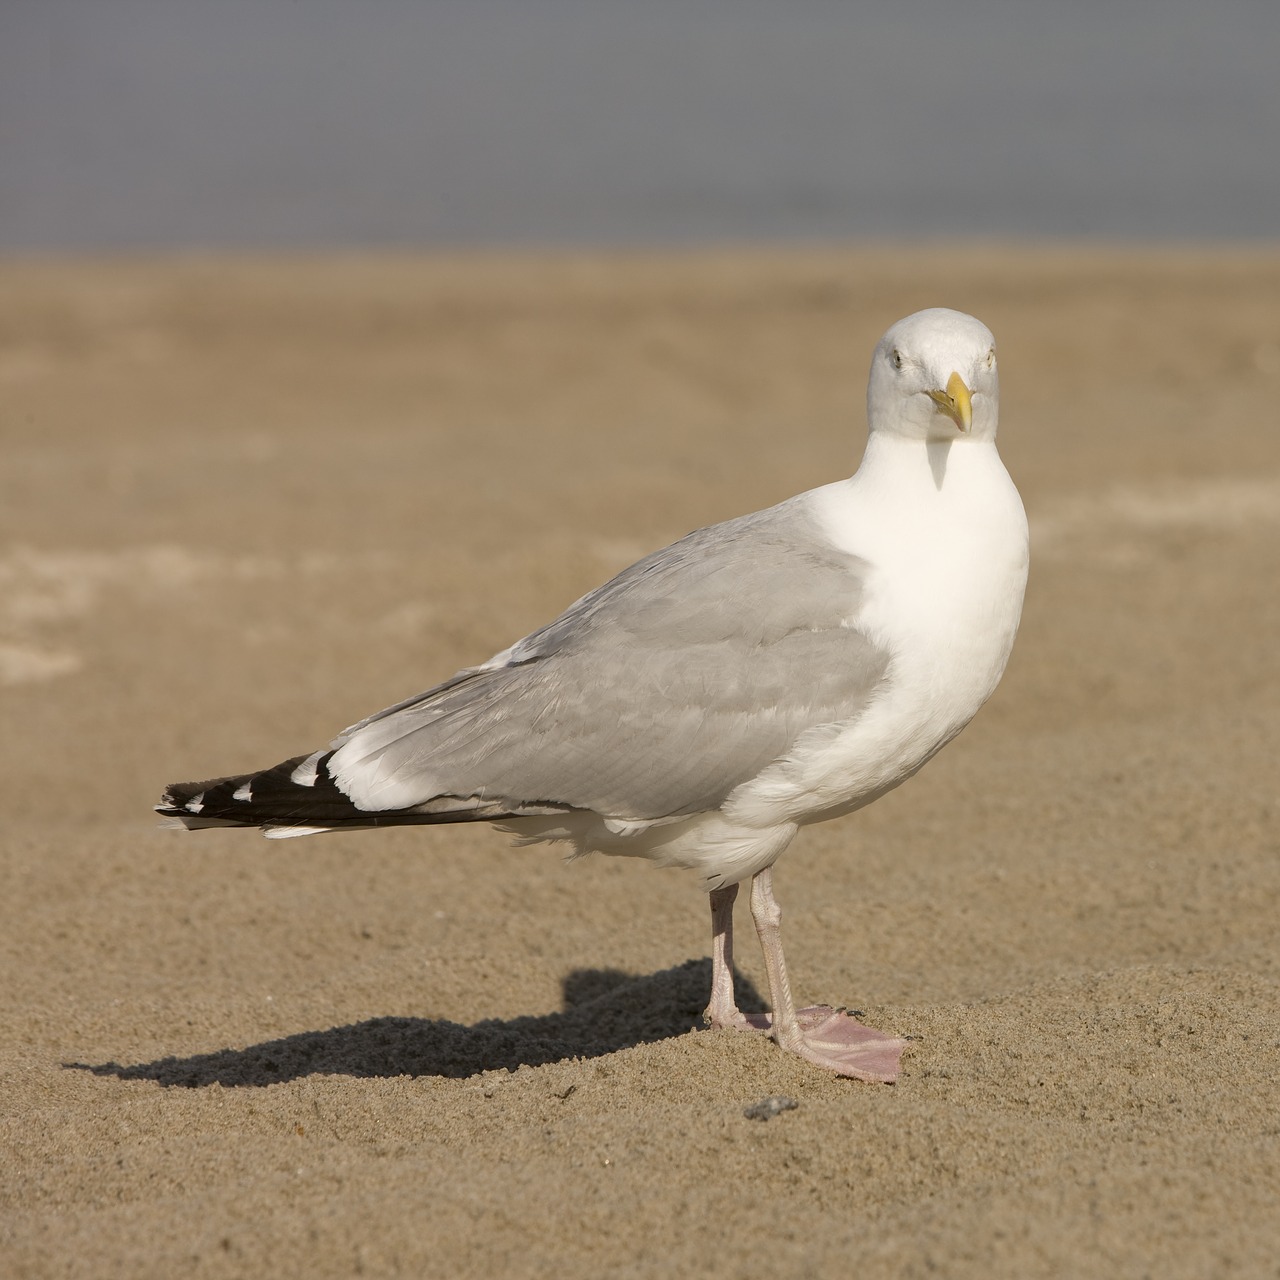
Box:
[66, 959, 766, 1088]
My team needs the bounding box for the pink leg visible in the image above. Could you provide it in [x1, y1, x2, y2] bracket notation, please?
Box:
[747, 866, 905, 1083]
[703, 883, 751, 1029]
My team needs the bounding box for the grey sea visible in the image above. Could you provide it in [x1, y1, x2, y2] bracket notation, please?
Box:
[2, 0, 1277, 252]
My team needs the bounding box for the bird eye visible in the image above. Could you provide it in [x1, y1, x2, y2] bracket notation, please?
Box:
[986, 349, 996, 369]
[891, 349, 904, 370]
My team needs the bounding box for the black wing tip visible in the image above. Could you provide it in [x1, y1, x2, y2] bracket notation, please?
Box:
[155, 754, 335, 832]
[155, 807, 255, 831]
[153, 752, 471, 833]
[156, 752, 582, 834]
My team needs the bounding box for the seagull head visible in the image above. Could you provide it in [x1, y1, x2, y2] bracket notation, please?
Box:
[867, 308, 999, 444]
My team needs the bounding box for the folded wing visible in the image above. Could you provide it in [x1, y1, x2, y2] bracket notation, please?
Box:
[328, 496, 889, 822]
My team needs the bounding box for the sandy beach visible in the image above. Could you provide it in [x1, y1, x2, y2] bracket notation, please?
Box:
[2, 245, 1278, 1278]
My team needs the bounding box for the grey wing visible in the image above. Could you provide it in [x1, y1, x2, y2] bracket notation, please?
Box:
[327, 496, 888, 819]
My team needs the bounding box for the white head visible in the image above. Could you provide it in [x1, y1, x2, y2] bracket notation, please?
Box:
[867, 308, 999, 444]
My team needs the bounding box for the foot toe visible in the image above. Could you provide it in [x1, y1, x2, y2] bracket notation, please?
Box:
[790, 1007, 905, 1082]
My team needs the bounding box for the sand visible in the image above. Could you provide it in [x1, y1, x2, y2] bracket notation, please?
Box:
[2, 246, 1278, 1279]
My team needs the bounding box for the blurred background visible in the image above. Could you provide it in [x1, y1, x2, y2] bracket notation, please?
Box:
[2, 0, 1278, 253]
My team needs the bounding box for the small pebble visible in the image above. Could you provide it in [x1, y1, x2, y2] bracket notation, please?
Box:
[743, 1095, 799, 1121]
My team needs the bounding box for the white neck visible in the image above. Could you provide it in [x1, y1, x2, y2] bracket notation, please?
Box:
[855, 429, 1003, 497]
[808, 429, 1025, 566]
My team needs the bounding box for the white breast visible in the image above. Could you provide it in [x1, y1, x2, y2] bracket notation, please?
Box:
[725, 435, 1029, 829]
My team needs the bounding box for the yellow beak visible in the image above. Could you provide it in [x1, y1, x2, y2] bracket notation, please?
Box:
[927, 371, 973, 433]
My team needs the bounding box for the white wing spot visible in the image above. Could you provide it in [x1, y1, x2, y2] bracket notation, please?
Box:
[185, 793, 205, 814]
[290, 751, 324, 787]
[232, 782, 253, 802]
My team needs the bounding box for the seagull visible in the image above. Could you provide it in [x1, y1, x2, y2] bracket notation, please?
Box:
[157, 307, 1029, 1083]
